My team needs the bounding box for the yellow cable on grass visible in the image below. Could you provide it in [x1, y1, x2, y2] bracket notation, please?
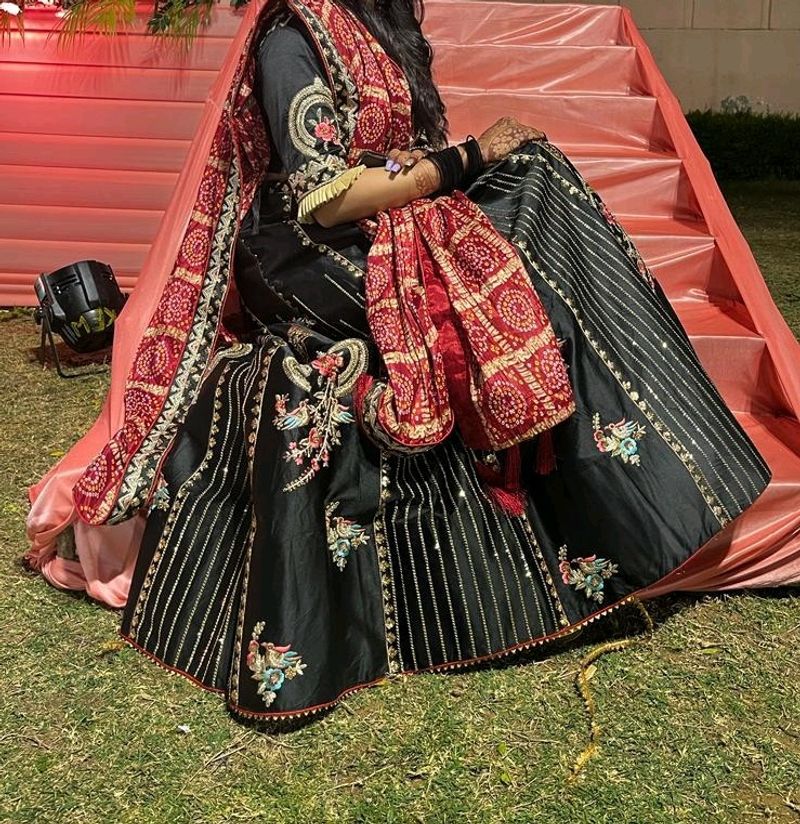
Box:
[569, 599, 654, 780]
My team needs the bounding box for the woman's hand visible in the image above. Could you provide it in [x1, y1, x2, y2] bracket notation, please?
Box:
[476, 117, 546, 165]
[385, 147, 428, 174]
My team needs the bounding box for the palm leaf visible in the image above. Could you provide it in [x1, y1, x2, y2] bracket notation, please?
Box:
[52, 0, 136, 46]
[0, 2, 25, 46]
[147, 0, 213, 49]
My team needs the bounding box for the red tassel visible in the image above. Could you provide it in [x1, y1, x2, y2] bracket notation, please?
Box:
[353, 373, 373, 431]
[536, 429, 557, 475]
[475, 445, 526, 517]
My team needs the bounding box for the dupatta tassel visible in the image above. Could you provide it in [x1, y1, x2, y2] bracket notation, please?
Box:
[476, 445, 527, 517]
[536, 429, 557, 475]
[353, 372, 373, 432]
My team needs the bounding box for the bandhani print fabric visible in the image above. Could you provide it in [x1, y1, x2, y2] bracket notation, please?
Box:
[72, 47, 270, 526]
[362, 191, 575, 453]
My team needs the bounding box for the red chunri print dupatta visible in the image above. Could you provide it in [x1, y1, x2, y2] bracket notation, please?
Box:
[289, 0, 575, 452]
[72, 18, 271, 525]
[361, 192, 575, 452]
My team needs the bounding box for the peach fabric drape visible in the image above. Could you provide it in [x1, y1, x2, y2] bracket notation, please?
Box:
[24, 0, 269, 606]
[22, 1, 800, 607]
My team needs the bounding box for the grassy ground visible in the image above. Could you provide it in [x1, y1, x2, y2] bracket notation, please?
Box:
[0, 183, 798, 824]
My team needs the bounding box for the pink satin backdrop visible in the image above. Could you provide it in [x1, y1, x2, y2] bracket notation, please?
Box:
[20, 1, 800, 608]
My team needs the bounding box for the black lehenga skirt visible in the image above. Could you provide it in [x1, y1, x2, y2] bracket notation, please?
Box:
[120, 142, 770, 719]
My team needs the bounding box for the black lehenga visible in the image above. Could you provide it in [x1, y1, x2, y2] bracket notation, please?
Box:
[120, 17, 770, 719]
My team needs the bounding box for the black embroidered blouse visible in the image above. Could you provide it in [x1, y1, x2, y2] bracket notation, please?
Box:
[253, 18, 365, 225]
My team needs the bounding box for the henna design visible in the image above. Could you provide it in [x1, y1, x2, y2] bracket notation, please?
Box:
[477, 117, 546, 165]
[412, 158, 441, 197]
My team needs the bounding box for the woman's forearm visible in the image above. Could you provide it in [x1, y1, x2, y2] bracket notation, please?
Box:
[311, 149, 467, 228]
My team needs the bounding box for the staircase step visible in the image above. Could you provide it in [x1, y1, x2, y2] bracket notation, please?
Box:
[442, 90, 670, 153]
[425, 2, 624, 47]
[737, 413, 800, 497]
[434, 44, 643, 96]
[0, 164, 177, 210]
[0, 238, 150, 279]
[2, 94, 203, 140]
[618, 217, 741, 303]
[0, 204, 163, 244]
[0, 270, 139, 306]
[0, 132, 190, 173]
[675, 300, 779, 415]
[0, 30, 232, 70]
[572, 153, 698, 220]
[651, 243, 744, 305]
[19, 4, 245, 37]
[0, 62, 219, 103]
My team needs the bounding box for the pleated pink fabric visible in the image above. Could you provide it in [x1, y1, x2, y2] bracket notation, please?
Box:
[17, 1, 800, 607]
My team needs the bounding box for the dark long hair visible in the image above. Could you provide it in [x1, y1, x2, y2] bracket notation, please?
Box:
[337, 0, 449, 148]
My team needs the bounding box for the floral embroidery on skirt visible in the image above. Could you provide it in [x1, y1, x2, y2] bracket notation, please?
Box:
[246, 622, 307, 707]
[558, 546, 619, 603]
[592, 413, 647, 465]
[325, 501, 371, 570]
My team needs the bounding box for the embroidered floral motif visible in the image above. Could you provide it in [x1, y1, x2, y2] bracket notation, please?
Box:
[558, 545, 618, 603]
[274, 339, 368, 491]
[246, 621, 306, 707]
[325, 501, 371, 570]
[288, 76, 342, 156]
[314, 117, 338, 145]
[592, 413, 646, 465]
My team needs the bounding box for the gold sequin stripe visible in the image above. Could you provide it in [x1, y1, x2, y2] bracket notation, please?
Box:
[485, 169, 752, 504]
[128, 360, 236, 640]
[228, 339, 282, 708]
[498, 150, 656, 291]
[507, 187, 754, 508]
[410, 446, 492, 659]
[498, 153, 765, 484]
[432, 448, 538, 642]
[446, 443, 568, 634]
[517, 511, 571, 628]
[441, 451, 518, 649]
[162, 357, 262, 671]
[288, 219, 366, 280]
[406, 454, 469, 657]
[514, 240, 731, 526]
[396, 459, 438, 666]
[373, 451, 403, 674]
[481, 168, 767, 500]
[417, 451, 480, 658]
[518, 224, 734, 521]
[137, 353, 260, 657]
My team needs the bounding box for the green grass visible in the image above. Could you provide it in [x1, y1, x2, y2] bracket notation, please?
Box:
[1, 183, 798, 823]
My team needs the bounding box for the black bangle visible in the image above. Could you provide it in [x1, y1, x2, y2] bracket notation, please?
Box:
[427, 145, 465, 196]
[461, 135, 484, 180]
